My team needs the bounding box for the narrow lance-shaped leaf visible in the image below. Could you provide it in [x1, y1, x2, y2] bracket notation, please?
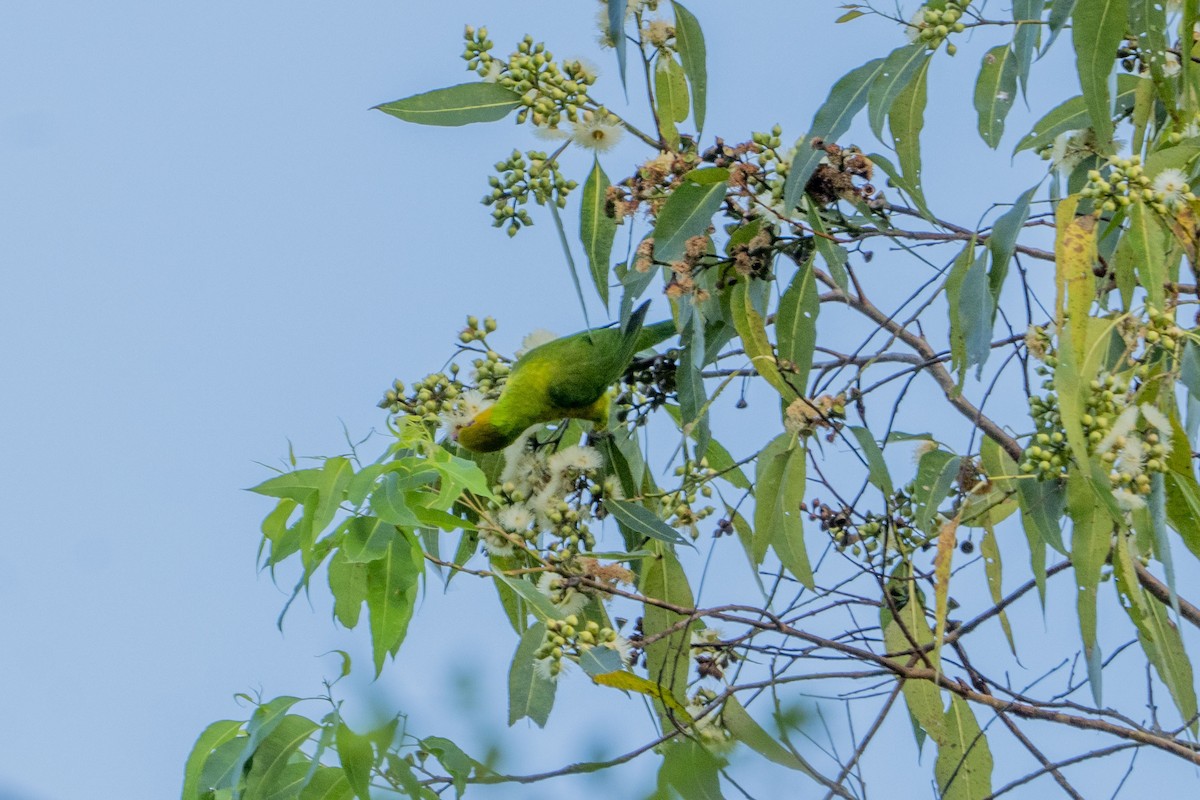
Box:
[936, 697, 994, 800]
[774, 255, 819, 395]
[367, 533, 424, 675]
[730, 277, 796, 401]
[980, 526, 1016, 653]
[849, 426, 894, 496]
[640, 544, 696, 725]
[806, 205, 850, 291]
[375, 83, 523, 126]
[886, 57, 932, 216]
[772, 444, 813, 588]
[945, 241, 977, 385]
[607, 0, 627, 90]
[783, 58, 886, 210]
[1067, 464, 1113, 706]
[1071, 0, 1129, 148]
[723, 696, 823, 781]
[1056, 205, 1098, 368]
[959, 248, 995, 379]
[974, 45, 1018, 148]
[1012, 0, 1040, 97]
[655, 55, 688, 146]
[868, 44, 929, 140]
[986, 184, 1037, 308]
[579, 157, 616, 307]
[671, 1, 707, 131]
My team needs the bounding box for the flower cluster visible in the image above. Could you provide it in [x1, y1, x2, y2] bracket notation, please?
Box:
[685, 687, 733, 748]
[691, 628, 737, 681]
[462, 29, 597, 130]
[783, 394, 847, 440]
[1081, 156, 1197, 214]
[483, 149, 578, 237]
[484, 439, 619, 569]
[905, 1, 968, 54]
[659, 458, 719, 540]
[1021, 323, 1179, 510]
[534, 614, 631, 681]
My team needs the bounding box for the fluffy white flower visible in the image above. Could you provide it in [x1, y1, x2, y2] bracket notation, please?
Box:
[532, 125, 570, 142]
[1114, 487, 1146, 512]
[1152, 167, 1190, 208]
[480, 60, 502, 83]
[1048, 130, 1092, 175]
[1140, 403, 1173, 438]
[548, 445, 603, 475]
[1182, 119, 1200, 139]
[515, 329, 558, 358]
[498, 503, 534, 532]
[533, 654, 568, 682]
[903, 9, 925, 43]
[1115, 436, 1146, 477]
[1096, 405, 1140, 454]
[571, 113, 624, 152]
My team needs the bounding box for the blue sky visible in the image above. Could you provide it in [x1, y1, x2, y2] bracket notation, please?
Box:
[4, 3, 1198, 799]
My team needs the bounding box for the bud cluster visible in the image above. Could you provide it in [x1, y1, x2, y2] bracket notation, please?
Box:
[660, 457, 719, 539]
[534, 614, 625, 680]
[484, 149, 578, 237]
[462, 28, 597, 129]
[691, 628, 737, 680]
[378, 316, 505, 420]
[1081, 156, 1197, 214]
[617, 352, 679, 426]
[907, 1, 968, 54]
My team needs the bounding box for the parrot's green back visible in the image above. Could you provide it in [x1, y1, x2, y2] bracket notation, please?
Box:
[456, 302, 677, 451]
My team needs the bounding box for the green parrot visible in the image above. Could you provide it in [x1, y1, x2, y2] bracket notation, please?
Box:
[454, 301, 677, 452]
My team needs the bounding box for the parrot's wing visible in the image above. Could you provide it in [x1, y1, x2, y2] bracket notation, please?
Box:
[542, 301, 651, 411]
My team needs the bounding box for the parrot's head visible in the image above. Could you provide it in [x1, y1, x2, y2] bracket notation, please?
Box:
[454, 406, 513, 453]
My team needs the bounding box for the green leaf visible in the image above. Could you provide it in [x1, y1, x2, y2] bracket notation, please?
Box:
[250, 469, 324, 502]
[605, 498, 689, 545]
[579, 157, 616, 308]
[579, 645, 624, 676]
[1164, 469, 1200, 561]
[912, 449, 961, 535]
[298, 767, 353, 800]
[607, 0, 628, 90]
[652, 172, 728, 263]
[672, 2, 707, 131]
[730, 277, 795, 400]
[655, 55, 689, 147]
[772, 443, 813, 588]
[508, 622, 556, 727]
[659, 740, 725, 800]
[882, 580, 944, 743]
[1046, 0, 1077, 53]
[494, 573, 565, 621]
[975, 45, 1018, 148]
[424, 737, 478, 800]
[849, 426, 894, 496]
[1012, 0, 1041, 96]
[936, 697, 994, 800]
[959, 248, 994, 378]
[1014, 75, 1138, 154]
[889, 58, 931, 214]
[980, 527, 1015, 653]
[1118, 201, 1169, 311]
[945, 241, 976, 384]
[805, 205, 850, 291]
[987, 185, 1037, 306]
[1072, 0, 1129, 148]
[183, 720, 244, 800]
[754, 433, 794, 565]
[868, 44, 929, 140]
[723, 696, 821, 779]
[1067, 464, 1114, 705]
[678, 306, 710, 456]
[1129, 0, 1171, 107]
[641, 544, 695, 724]
[784, 57, 886, 210]
[243, 715, 320, 800]
[374, 83, 522, 126]
[548, 201, 593, 336]
[335, 722, 374, 800]
[366, 533, 423, 675]
[328, 549, 368, 628]
[775, 256, 819, 396]
[342, 516, 393, 563]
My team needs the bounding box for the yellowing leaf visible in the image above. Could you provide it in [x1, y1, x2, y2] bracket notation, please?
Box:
[592, 670, 695, 724]
[1055, 197, 1096, 366]
[932, 514, 959, 663]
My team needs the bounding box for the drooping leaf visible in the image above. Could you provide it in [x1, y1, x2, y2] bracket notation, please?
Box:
[1118, 201, 1168, 311]
[672, 2, 707, 131]
[986, 185, 1038, 306]
[868, 44, 929, 139]
[912, 449, 961, 535]
[959, 248, 995, 378]
[936, 697, 994, 800]
[654, 55, 689, 145]
[805, 205, 850, 291]
[1071, 0, 1129, 148]
[771, 443, 813, 588]
[508, 622, 556, 727]
[783, 58, 886, 210]
[375, 83, 523, 126]
[974, 45, 1018, 148]
[592, 669, 695, 723]
[183, 720, 245, 800]
[754, 433, 795, 566]
[1066, 464, 1114, 705]
[889, 58, 931, 214]
[849, 426, 894, 496]
[775, 255, 820, 396]
[723, 696, 821, 779]
[980, 526, 1016, 653]
[366, 533, 424, 675]
[730, 277, 796, 400]
[243, 715, 320, 800]
[579, 157, 616, 308]
[1012, 0, 1041, 96]
[607, 0, 628, 90]
[1054, 197, 1096, 367]
[640, 544, 695, 723]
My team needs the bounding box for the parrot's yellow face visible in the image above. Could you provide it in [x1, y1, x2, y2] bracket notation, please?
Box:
[455, 407, 510, 452]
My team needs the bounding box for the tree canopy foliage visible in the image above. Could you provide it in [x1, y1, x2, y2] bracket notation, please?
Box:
[185, 2, 1200, 798]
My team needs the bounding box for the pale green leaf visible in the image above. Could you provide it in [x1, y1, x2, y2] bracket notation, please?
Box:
[936, 697, 994, 800]
[375, 83, 522, 126]
[672, 2, 707, 131]
[868, 44, 929, 139]
[1071, 0, 1129, 147]
[508, 622, 556, 727]
[653, 172, 728, 263]
[579, 157, 616, 307]
[974, 45, 1018, 148]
